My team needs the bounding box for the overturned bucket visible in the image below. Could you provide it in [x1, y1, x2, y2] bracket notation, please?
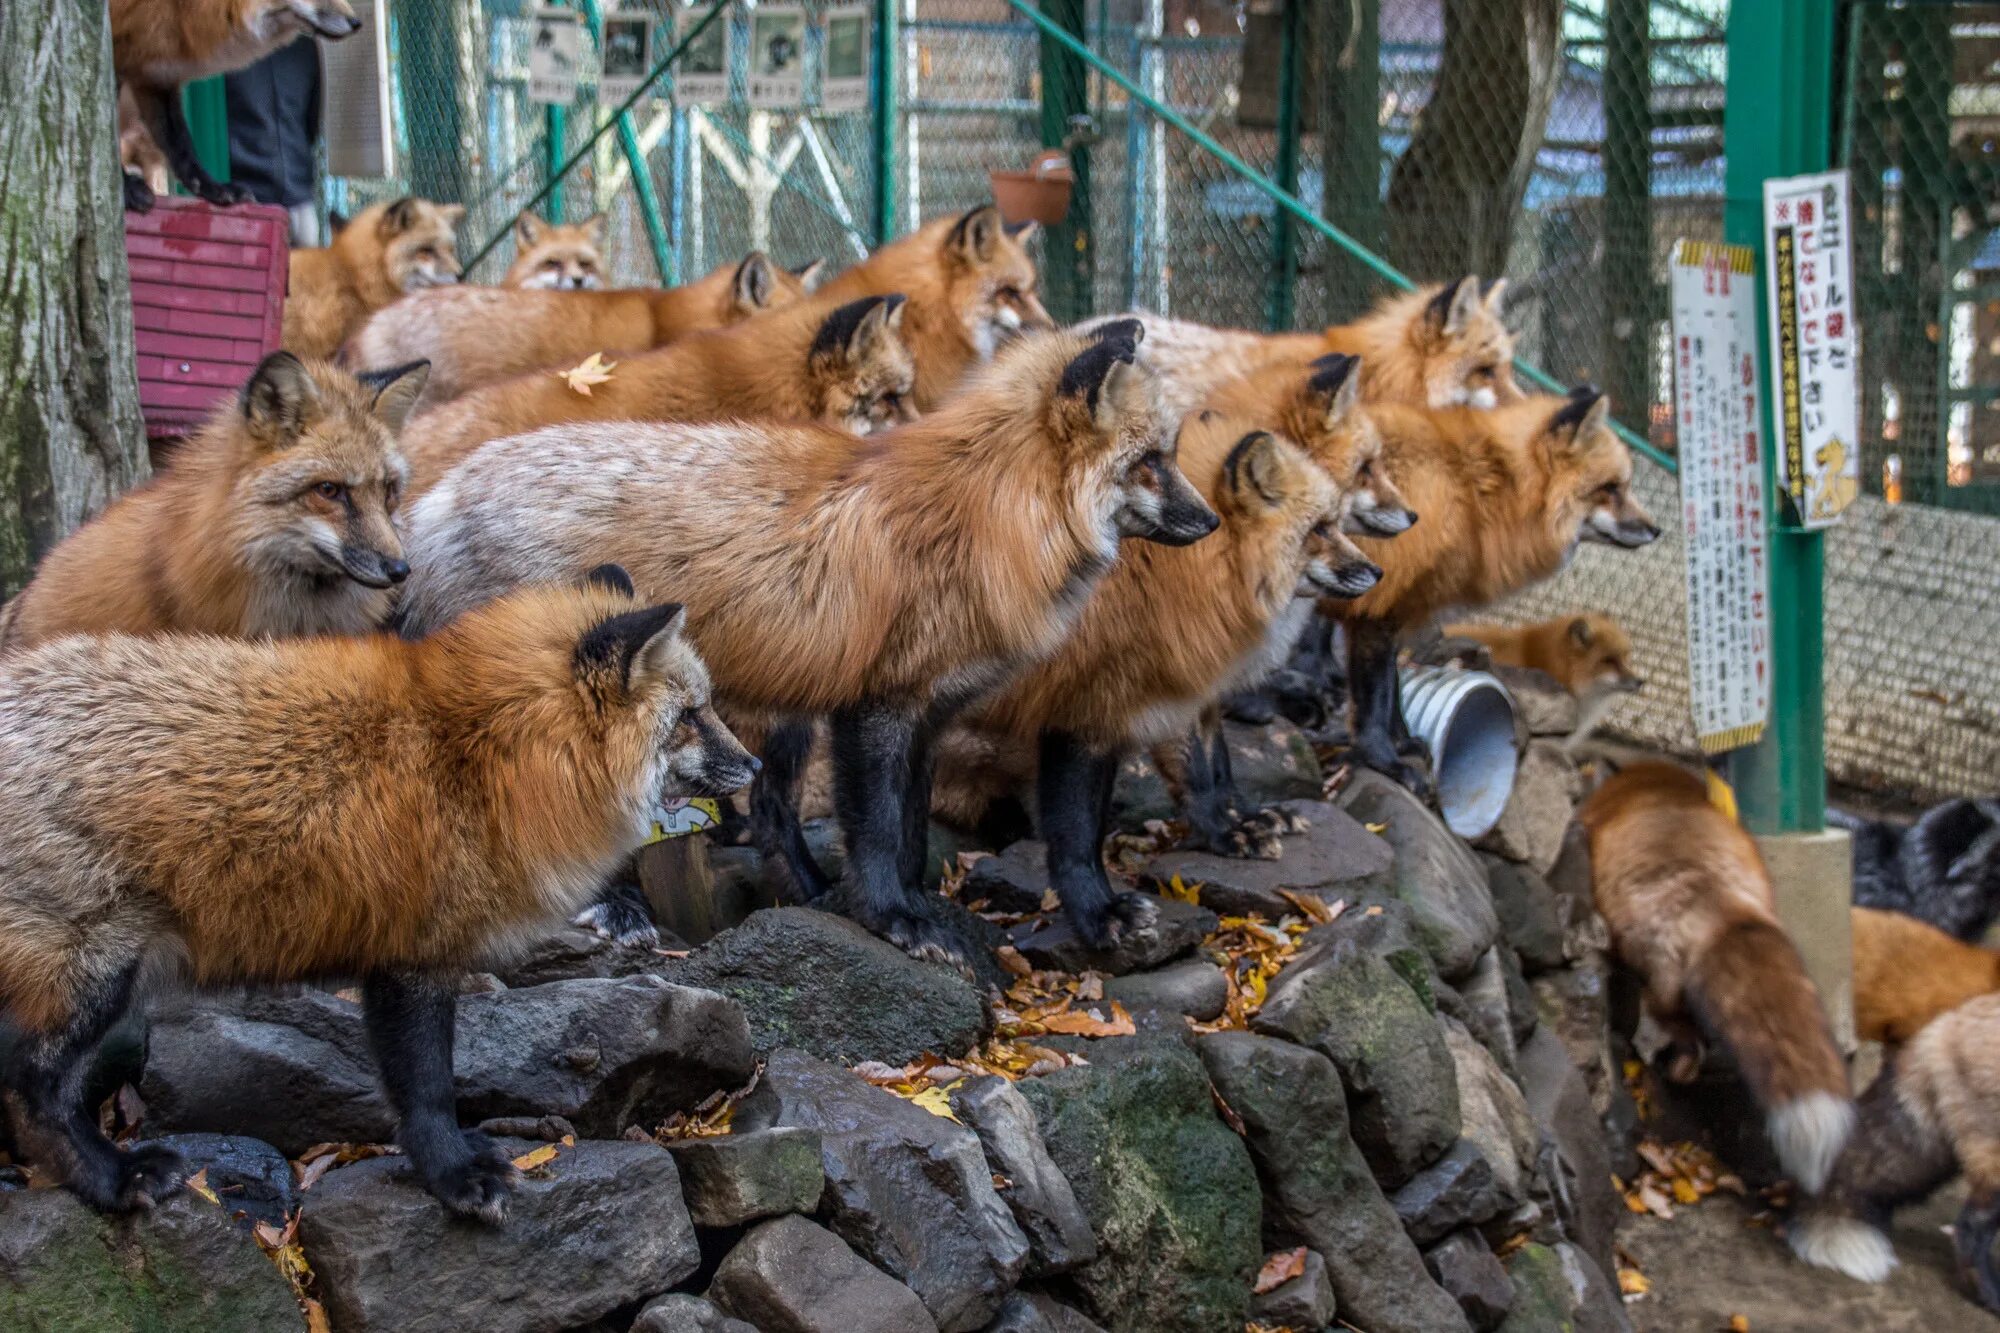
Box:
[1399, 667, 1520, 839]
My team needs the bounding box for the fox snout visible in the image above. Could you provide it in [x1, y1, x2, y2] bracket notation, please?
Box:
[1306, 525, 1382, 598]
[671, 707, 762, 798]
[338, 546, 410, 588]
[1347, 501, 1417, 538]
[1117, 452, 1219, 546]
[1585, 490, 1661, 549]
[300, 0, 362, 38]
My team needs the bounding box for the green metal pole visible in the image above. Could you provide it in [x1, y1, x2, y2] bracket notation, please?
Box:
[580, 0, 673, 282]
[874, 0, 900, 243]
[1264, 0, 1301, 332]
[1723, 0, 1832, 835]
[182, 78, 231, 188]
[547, 104, 568, 220]
[1038, 0, 1093, 324]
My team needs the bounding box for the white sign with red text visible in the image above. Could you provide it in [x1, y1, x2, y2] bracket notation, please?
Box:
[1763, 169, 1861, 527]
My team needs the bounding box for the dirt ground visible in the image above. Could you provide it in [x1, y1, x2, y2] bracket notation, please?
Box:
[1621, 1182, 2000, 1333]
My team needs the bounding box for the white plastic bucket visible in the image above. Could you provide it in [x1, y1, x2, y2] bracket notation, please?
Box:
[1399, 667, 1520, 839]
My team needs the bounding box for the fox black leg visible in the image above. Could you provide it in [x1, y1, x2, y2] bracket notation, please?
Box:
[751, 718, 833, 903]
[1204, 716, 1307, 858]
[898, 720, 941, 894]
[150, 87, 253, 206]
[1346, 618, 1431, 796]
[1040, 730, 1157, 947]
[1, 960, 184, 1211]
[572, 867, 657, 945]
[831, 701, 968, 969]
[362, 971, 516, 1222]
[122, 170, 157, 213]
[1959, 1186, 2000, 1311]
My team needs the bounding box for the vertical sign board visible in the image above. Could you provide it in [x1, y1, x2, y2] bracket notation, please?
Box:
[599, 7, 656, 105]
[820, 3, 871, 112]
[1762, 170, 1861, 527]
[748, 3, 807, 108]
[674, 4, 733, 106]
[530, 7, 583, 106]
[1671, 240, 1771, 754]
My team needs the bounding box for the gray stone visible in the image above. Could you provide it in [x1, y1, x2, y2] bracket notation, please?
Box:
[709, 1214, 936, 1333]
[1008, 896, 1216, 977]
[1337, 770, 1500, 979]
[1252, 938, 1462, 1186]
[1492, 666, 1580, 738]
[1101, 960, 1228, 1022]
[1018, 1292, 1107, 1333]
[979, 1292, 1055, 1333]
[1456, 948, 1520, 1075]
[1495, 1242, 1633, 1333]
[1422, 1230, 1514, 1332]
[1482, 858, 1570, 974]
[1017, 1037, 1262, 1333]
[154, 1133, 296, 1231]
[948, 1076, 1096, 1277]
[1196, 1032, 1470, 1333]
[1553, 1241, 1634, 1333]
[1304, 896, 1441, 1010]
[1498, 946, 1540, 1046]
[1139, 800, 1393, 917]
[1476, 742, 1581, 875]
[1517, 1028, 1622, 1280]
[1531, 957, 1620, 1120]
[300, 1138, 698, 1333]
[1392, 1139, 1505, 1246]
[965, 842, 1054, 914]
[0, 1190, 302, 1332]
[738, 1051, 1028, 1332]
[143, 979, 753, 1156]
[1442, 1019, 1536, 1206]
[666, 1126, 824, 1228]
[1250, 1249, 1337, 1330]
[491, 923, 675, 988]
[633, 1293, 759, 1333]
[667, 907, 988, 1065]
[1545, 820, 1594, 917]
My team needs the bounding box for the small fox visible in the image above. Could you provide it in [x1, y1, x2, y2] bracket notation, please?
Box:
[398, 322, 1216, 964]
[815, 205, 1053, 409]
[400, 293, 916, 496]
[0, 355, 427, 651]
[1852, 906, 2000, 1046]
[345, 251, 812, 406]
[1788, 991, 2000, 1306]
[504, 212, 609, 290]
[1837, 797, 2000, 942]
[0, 567, 755, 1219]
[285, 198, 466, 361]
[1446, 613, 1641, 696]
[1335, 390, 1659, 787]
[1580, 762, 1854, 1194]
[110, 0, 360, 210]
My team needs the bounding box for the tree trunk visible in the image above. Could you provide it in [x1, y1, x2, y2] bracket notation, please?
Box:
[1384, 0, 1565, 282]
[0, 0, 149, 598]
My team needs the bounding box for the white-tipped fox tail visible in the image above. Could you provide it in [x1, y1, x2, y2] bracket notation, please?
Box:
[1788, 1209, 1897, 1283]
[1770, 1091, 1857, 1195]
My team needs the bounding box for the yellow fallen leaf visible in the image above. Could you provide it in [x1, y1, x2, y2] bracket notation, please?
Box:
[510, 1143, 560, 1172]
[1253, 1246, 1308, 1294]
[305, 1300, 334, 1333]
[557, 351, 618, 395]
[1617, 1267, 1651, 1296]
[906, 1084, 962, 1123]
[996, 946, 1033, 978]
[185, 1167, 219, 1206]
[1365, 821, 1388, 835]
[1728, 1318, 1751, 1333]
[1162, 874, 1203, 905]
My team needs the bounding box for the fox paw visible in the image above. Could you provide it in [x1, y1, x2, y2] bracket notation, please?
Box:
[122, 171, 157, 213]
[1219, 806, 1310, 860]
[572, 894, 659, 947]
[1070, 892, 1158, 949]
[195, 180, 255, 207]
[879, 909, 974, 976]
[115, 1143, 189, 1211]
[423, 1134, 519, 1224]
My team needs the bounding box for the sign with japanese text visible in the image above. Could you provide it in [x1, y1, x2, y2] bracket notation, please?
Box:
[1672, 239, 1770, 754]
[598, 7, 656, 105]
[748, 4, 806, 108]
[1762, 170, 1860, 528]
[820, 3, 871, 113]
[673, 3, 732, 107]
[529, 7, 583, 106]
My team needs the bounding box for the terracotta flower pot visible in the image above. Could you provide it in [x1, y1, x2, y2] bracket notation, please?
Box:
[990, 149, 1075, 227]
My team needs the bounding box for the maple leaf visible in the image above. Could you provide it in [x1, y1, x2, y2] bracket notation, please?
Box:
[185, 1167, 220, 1206]
[905, 1083, 962, 1122]
[557, 352, 618, 395]
[1253, 1246, 1308, 1294]
[510, 1143, 560, 1172]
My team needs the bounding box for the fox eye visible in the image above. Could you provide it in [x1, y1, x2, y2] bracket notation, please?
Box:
[384, 480, 403, 510]
[997, 285, 1021, 302]
[314, 481, 347, 502]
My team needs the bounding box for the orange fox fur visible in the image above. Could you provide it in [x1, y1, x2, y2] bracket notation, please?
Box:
[0, 356, 426, 651]
[503, 212, 609, 289]
[1447, 613, 1641, 695]
[1581, 761, 1853, 1192]
[400, 293, 917, 495]
[1853, 906, 2000, 1046]
[285, 198, 466, 360]
[344, 252, 811, 406]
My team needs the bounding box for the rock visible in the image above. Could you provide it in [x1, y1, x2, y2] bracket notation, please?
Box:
[1337, 770, 1499, 979]
[633, 1293, 759, 1333]
[1305, 896, 1440, 1010]
[1252, 938, 1462, 1186]
[144, 978, 753, 1155]
[1544, 820, 1594, 920]
[1482, 858, 1569, 974]
[1250, 1249, 1337, 1330]
[0, 1191, 302, 1332]
[1552, 1241, 1633, 1333]
[1475, 742, 1581, 875]
[738, 1051, 1028, 1332]
[1392, 1139, 1505, 1246]
[1138, 800, 1393, 917]
[1101, 960, 1228, 1021]
[1008, 896, 1216, 977]
[965, 842, 1054, 914]
[155, 1133, 296, 1231]
[491, 923, 675, 988]
[1016, 1293, 1107, 1333]
[1495, 1242, 1633, 1333]
[1423, 1230, 1514, 1332]
[1498, 946, 1540, 1046]
[668, 908, 988, 1065]
[1441, 1019, 1536, 1206]
[300, 1138, 698, 1333]
[708, 1214, 937, 1333]
[1517, 1029, 1622, 1279]
[948, 1077, 1096, 1277]
[1492, 666, 1579, 738]
[1017, 1037, 1261, 1333]
[1195, 1032, 1468, 1333]
[666, 1126, 824, 1228]
[980, 1293, 1057, 1333]
[1531, 957, 1619, 1120]
[1456, 948, 1520, 1074]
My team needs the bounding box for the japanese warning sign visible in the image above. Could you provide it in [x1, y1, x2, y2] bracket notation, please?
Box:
[1762, 170, 1860, 528]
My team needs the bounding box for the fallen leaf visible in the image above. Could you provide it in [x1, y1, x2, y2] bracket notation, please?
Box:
[1037, 1003, 1136, 1038]
[996, 945, 1033, 978]
[1253, 1246, 1308, 1294]
[1040, 888, 1061, 913]
[1617, 1266, 1651, 1296]
[906, 1084, 961, 1123]
[1728, 1318, 1750, 1333]
[306, 1300, 334, 1333]
[1364, 821, 1388, 835]
[557, 351, 617, 395]
[510, 1143, 560, 1172]
[1278, 889, 1338, 925]
[1161, 874, 1203, 905]
[185, 1167, 219, 1206]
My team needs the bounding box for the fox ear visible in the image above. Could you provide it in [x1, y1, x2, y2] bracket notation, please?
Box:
[1426, 276, 1482, 337]
[1086, 317, 1146, 350]
[948, 204, 1005, 265]
[440, 203, 466, 228]
[1548, 387, 1610, 445]
[575, 602, 686, 692]
[355, 360, 430, 432]
[582, 563, 636, 597]
[812, 295, 903, 365]
[1059, 331, 1141, 420]
[1306, 352, 1361, 429]
[1005, 219, 1041, 246]
[1482, 277, 1509, 313]
[790, 258, 829, 291]
[583, 212, 609, 246]
[242, 352, 320, 443]
[1568, 616, 1594, 649]
[733, 252, 777, 312]
[379, 197, 419, 238]
[1224, 431, 1287, 508]
[515, 213, 546, 246]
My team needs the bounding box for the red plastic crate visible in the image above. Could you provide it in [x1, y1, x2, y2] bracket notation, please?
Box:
[124, 197, 289, 441]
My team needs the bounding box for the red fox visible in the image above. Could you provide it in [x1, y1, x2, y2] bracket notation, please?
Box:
[344, 251, 809, 406]
[285, 198, 466, 361]
[0, 355, 428, 651]
[110, 0, 360, 210]
[1445, 613, 1641, 696]
[1852, 905, 2000, 1045]
[397, 323, 1216, 964]
[0, 567, 755, 1218]
[400, 293, 916, 496]
[1580, 762, 1854, 1194]
[1788, 991, 2000, 1307]
[504, 212, 609, 290]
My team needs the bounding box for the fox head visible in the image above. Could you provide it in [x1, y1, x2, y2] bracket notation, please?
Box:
[377, 197, 465, 293]
[1299, 353, 1417, 540]
[943, 205, 1055, 359]
[229, 353, 426, 594]
[727, 252, 815, 319]
[808, 295, 919, 434]
[505, 212, 608, 290]
[1560, 614, 1642, 693]
[1537, 389, 1661, 552]
[244, 0, 360, 43]
[1221, 429, 1380, 601]
[1407, 276, 1521, 411]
